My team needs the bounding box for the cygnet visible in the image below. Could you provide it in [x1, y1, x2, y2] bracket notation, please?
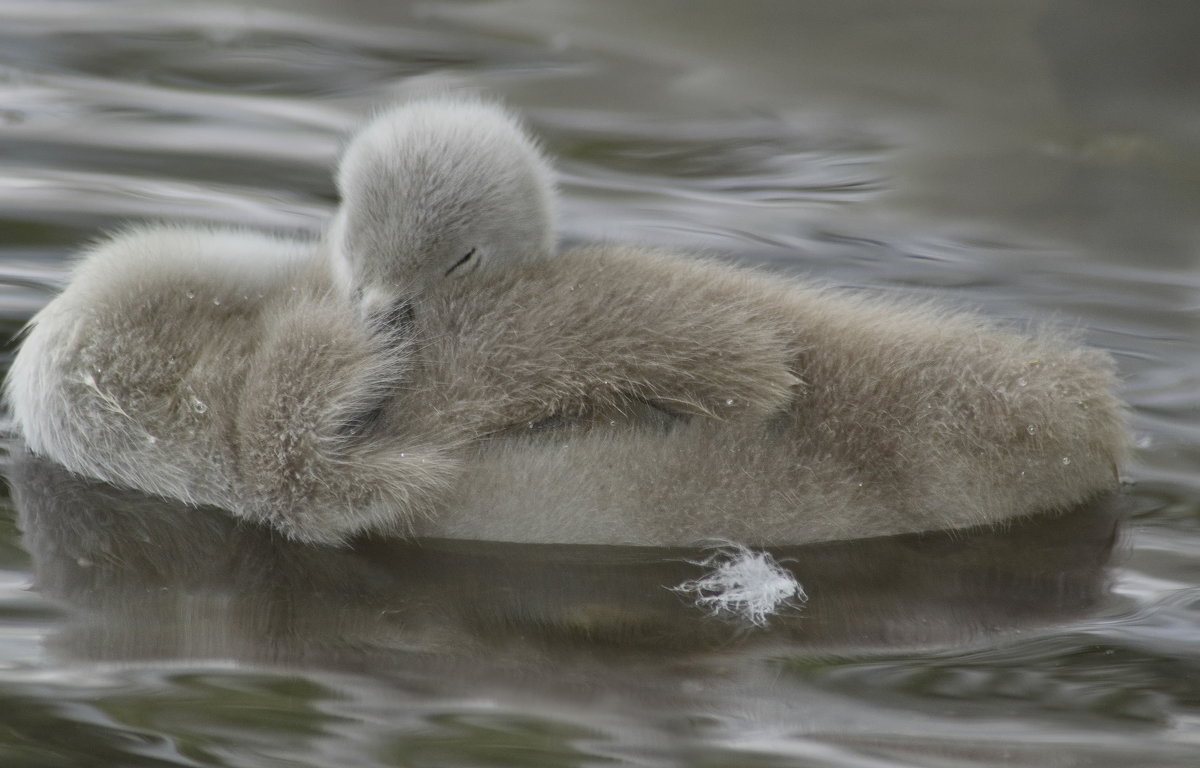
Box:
[5, 96, 1128, 546]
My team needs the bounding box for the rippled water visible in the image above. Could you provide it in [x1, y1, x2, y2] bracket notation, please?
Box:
[1, 1, 1198, 766]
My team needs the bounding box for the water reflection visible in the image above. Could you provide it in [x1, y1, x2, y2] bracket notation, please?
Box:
[9, 448, 1121, 672]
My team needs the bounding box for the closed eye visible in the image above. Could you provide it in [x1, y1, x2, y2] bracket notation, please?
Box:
[445, 247, 476, 276]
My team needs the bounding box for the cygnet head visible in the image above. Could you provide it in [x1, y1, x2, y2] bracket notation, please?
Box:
[330, 96, 557, 323]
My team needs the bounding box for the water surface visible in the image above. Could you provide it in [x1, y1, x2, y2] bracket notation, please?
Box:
[1, 1, 1198, 766]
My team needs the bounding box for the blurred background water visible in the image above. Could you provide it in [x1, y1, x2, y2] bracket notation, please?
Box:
[0, 1, 1198, 766]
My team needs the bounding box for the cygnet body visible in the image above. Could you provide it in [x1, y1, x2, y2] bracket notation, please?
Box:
[422, 248, 1125, 544]
[5, 96, 1127, 546]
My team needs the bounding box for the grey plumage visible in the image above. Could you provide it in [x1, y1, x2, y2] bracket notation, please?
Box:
[429, 247, 1126, 544]
[4, 96, 1128, 545]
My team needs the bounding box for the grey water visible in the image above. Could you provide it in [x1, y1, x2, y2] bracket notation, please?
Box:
[1, 1, 1198, 766]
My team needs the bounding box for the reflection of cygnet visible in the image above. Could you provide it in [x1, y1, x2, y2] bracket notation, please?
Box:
[6, 96, 1128, 546]
[3, 97, 801, 544]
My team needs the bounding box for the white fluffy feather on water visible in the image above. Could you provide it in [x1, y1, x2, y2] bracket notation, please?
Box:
[671, 542, 806, 627]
